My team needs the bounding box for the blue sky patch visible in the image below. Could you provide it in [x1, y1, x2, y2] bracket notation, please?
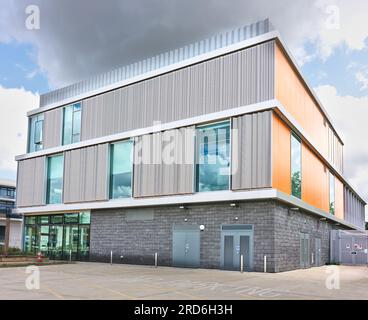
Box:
[0, 42, 49, 94]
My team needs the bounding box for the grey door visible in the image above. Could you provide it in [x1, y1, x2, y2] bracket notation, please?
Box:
[340, 236, 353, 264]
[352, 237, 368, 265]
[300, 233, 310, 268]
[315, 238, 321, 266]
[172, 226, 200, 267]
[221, 225, 253, 271]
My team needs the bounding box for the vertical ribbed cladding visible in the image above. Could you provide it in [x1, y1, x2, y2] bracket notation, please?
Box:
[79, 40, 275, 142]
[231, 111, 272, 190]
[16, 156, 46, 207]
[63, 144, 109, 203]
[344, 186, 366, 229]
[43, 108, 62, 149]
[133, 127, 195, 197]
[39, 19, 272, 108]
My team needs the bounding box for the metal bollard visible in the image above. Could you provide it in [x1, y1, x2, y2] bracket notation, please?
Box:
[154, 252, 158, 268]
[240, 254, 244, 273]
[69, 249, 72, 263]
[264, 255, 267, 273]
[110, 250, 113, 265]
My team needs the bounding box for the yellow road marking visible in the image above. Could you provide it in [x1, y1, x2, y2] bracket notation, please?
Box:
[43, 285, 65, 300]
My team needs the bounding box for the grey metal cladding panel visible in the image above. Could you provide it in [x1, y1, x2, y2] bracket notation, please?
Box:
[133, 127, 195, 197]
[231, 111, 272, 190]
[43, 108, 62, 149]
[344, 186, 365, 229]
[16, 157, 45, 207]
[81, 41, 275, 141]
[63, 144, 108, 203]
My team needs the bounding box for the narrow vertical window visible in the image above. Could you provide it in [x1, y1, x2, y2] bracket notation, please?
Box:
[291, 133, 302, 199]
[109, 140, 133, 199]
[196, 121, 230, 192]
[46, 154, 64, 204]
[28, 113, 44, 152]
[63, 103, 81, 145]
[329, 172, 335, 215]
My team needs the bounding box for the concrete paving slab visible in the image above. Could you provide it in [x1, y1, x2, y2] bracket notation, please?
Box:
[0, 262, 367, 300]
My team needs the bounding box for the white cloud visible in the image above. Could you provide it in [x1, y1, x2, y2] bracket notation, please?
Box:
[0, 86, 39, 179]
[315, 85, 368, 220]
[355, 71, 368, 91]
[0, 0, 367, 86]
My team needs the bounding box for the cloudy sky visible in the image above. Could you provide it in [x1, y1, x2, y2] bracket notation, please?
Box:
[0, 0, 367, 218]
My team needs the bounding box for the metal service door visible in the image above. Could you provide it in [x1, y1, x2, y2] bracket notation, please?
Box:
[300, 233, 310, 268]
[352, 237, 368, 265]
[172, 226, 200, 267]
[315, 238, 321, 266]
[221, 225, 253, 271]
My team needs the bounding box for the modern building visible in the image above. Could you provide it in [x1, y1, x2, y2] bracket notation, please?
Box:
[14, 19, 366, 272]
[0, 179, 22, 249]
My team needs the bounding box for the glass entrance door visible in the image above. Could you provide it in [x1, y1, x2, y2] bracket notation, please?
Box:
[38, 225, 50, 255]
[49, 225, 63, 260]
[78, 226, 90, 261]
[63, 225, 79, 260]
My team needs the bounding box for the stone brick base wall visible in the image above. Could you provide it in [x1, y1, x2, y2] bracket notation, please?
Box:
[90, 200, 344, 272]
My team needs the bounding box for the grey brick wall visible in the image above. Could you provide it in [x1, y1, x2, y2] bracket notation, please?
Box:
[273, 204, 341, 272]
[90, 200, 345, 272]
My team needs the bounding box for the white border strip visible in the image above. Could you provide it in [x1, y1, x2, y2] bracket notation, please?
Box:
[13, 188, 362, 231]
[16, 99, 277, 161]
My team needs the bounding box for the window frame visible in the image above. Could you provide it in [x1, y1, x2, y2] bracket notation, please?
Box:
[62, 103, 82, 146]
[195, 120, 231, 193]
[46, 154, 64, 205]
[108, 139, 133, 200]
[329, 172, 335, 215]
[28, 113, 44, 152]
[290, 132, 302, 199]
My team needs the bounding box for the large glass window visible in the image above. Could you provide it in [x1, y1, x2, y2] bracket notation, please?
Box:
[291, 133, 302, 199]
[329, 172, 335, 215]
[196, 121, 230, 192]
[28, 113, 44, 152]
[46, 155, 64, 204]
[109, 140, 133, 199]
[24, 212, 90, 261]
[62, 103, 81, 145]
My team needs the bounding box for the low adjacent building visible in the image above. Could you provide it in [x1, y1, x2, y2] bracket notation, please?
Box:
[0, 180, 22, 249]
[14, 19, 366, 272]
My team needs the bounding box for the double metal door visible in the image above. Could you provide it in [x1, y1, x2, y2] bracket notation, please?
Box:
[221, 225, 253, 271]
[172, 226, 200, 267]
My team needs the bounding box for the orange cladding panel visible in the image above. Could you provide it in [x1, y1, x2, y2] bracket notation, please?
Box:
[275, 43, 328, 158]
[301, 144, 329, 213]
[272, 113, 291, 194]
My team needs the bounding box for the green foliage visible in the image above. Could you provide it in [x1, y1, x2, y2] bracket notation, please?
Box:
[291, 171, 301, 199]
[0, 246, 33, 256]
